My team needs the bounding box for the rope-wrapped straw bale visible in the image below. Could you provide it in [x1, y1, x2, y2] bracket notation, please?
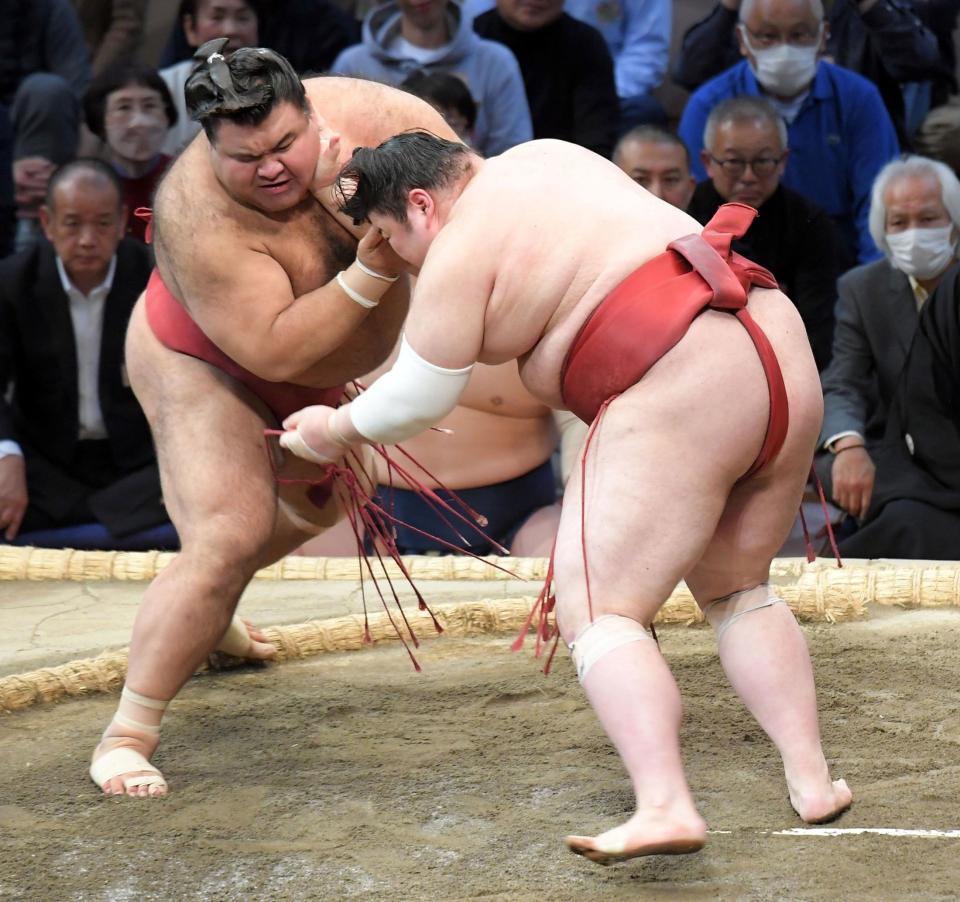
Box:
[0, 584, 867, 714]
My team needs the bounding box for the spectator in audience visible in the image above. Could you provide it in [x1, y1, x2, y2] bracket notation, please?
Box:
[688, 96, 840, 369]
[331, 0, 532, 157]
[159, 0, 359, 80]
[0, 160, 169, 549]
[160, 0, 261, 156]
[464, 0, 671, 134]
[0, 0, 92, 259]
[915, 98, 960, 176]
[473, 0, 620, 158]
[401, 70, 478, 145]
[613, 125, 695, 209]
[678, 0, 900, 265]
[84, 66, 178, 243]
[837, 258, 960, 558]
[673, 0, 940, 146]
[817, 155, 960, 531]
[73, 0, 148, 77]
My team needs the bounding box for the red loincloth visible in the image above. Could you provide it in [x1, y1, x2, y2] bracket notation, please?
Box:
[144, 268, 345, 423]
[561, 202, 788, 480]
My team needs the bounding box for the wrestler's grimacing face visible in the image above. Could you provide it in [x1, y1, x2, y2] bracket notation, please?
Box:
[211, 102, 319, 212]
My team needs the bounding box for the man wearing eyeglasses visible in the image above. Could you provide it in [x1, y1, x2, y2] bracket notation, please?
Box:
[687, 95, 842, 370]
[678, 0, 900, 266]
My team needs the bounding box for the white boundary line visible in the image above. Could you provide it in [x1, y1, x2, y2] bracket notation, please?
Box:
[708, 828, 960, 838]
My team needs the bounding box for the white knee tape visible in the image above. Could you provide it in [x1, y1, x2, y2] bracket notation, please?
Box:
[703, 584, 785, 643]
[569, 614, 652, 683]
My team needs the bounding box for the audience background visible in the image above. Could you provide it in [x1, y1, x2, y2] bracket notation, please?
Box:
[0, 0, 956, 556]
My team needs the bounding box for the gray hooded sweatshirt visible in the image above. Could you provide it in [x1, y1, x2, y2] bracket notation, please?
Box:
[331, 1, 532, 156]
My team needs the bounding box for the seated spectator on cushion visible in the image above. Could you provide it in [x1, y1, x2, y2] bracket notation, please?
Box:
[672, 0, 941, 148]
[0, 160, 168, 548]
[688, 95, 841, 370]
[158, 0, 358, 81]
[73, 0, 148, 77]
[472, 0, 619, 158]
[401, 70, 478, 146]
[677, 0, 900, 266]
[838, 258, 960, 559]
[817, 154, 960, 530]
[0, 0, 92, 258]
[613, 125, 695, 209]
[84, 66, 177, 243]
[463, 0, 672, 134]
[331, 0, 532, 158]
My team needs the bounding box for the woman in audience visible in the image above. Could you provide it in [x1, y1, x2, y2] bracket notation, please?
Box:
[84, 66, 178, 243]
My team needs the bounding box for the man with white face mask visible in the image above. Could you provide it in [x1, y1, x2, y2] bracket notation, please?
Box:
[84, 66, 178, 243]
[678, 0, 900, 266]
[817, 155, 960, 527]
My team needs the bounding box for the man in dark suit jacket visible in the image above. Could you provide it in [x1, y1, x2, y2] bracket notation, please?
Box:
[818, 155, 960, 536]
[0, 158, 168, 544]
[688, 96, 843, 370]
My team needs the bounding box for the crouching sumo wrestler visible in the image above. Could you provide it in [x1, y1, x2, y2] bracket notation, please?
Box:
[281, 133, 853, 863]
[88, 45, 457, 797]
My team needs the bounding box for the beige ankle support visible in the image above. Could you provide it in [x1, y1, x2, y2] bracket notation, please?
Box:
[216, 614, 251, 657]
[703, 584, 785, 643]
[112, 685, 169, 734]
[569, 614, 653, 683]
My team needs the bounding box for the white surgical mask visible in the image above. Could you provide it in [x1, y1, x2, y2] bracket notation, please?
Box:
[885, 225, 958, 279]
[741, 28, 821, 98]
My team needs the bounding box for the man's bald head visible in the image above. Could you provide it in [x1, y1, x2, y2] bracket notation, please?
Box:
[45, 159, 124, 212]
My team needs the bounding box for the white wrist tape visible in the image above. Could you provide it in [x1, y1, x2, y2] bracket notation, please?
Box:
[279, 427, 340, 464]
[349, 335, 472, 445]
[354, 258, 398, 282]
[336, 271, 379, 309]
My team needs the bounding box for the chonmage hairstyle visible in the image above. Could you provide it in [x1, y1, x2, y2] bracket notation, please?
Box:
[184, 38, 308, 141]
[337, 131, 473, 225]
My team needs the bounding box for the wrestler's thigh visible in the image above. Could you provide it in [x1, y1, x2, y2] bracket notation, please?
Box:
[125, 298, 308, 561]
[684, 341, 824, 605]
[553, 319, 771, 639]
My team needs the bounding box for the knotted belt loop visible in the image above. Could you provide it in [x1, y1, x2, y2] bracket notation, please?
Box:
[666, 233, 746, 310]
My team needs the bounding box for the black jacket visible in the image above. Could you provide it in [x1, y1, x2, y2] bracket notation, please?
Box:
[687, 181, 842, 371]
[473, 10, 619, 159]
[0, 237, 154, 471]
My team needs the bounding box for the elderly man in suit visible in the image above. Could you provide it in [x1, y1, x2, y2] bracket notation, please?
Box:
[818, 155, 960, 538]
[0, 158, 169, 548]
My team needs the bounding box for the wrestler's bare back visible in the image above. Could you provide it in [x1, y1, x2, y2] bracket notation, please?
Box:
[151, 77, 455, 389]
[410, 140, 813, 409]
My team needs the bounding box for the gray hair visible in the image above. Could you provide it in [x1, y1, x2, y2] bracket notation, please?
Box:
[703, 96, 788, 152]
[869, 155, 960, 256]
[740, 0, 824, 22]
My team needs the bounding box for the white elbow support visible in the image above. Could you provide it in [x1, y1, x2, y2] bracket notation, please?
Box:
[348, 335, 472, 445]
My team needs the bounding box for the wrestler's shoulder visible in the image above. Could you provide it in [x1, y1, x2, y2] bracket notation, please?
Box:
[304, 75, 455, 144]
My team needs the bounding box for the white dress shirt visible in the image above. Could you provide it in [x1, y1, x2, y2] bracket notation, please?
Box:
[0, 255, 117, 461]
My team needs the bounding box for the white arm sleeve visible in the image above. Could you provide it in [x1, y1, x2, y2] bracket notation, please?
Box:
[349, 335, 473, 445]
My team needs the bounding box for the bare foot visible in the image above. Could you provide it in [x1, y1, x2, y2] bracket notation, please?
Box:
[565, 808, 707, 865]
[789, 778, 852, 824]
[238, 618, 278, 661]
[91, 732, 167, 799]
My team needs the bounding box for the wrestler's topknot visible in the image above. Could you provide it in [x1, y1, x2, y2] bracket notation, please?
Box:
[185, 39, 308, 141]
[337, 131, 473, 225]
